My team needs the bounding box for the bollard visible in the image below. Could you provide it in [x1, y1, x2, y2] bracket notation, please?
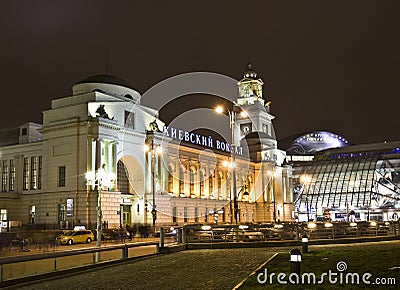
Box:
[160, 227, 164, 249]
[182, 226, 186, 245]
[177, 228, 182, 244]
[302, 234, 309, 253]
[122, 244, 128, 260]
[290, 248, 302, 275]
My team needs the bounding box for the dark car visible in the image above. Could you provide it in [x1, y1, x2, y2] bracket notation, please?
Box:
[0, 232, 27, 249]
[102, 228, 130, 241]
[227, 226, 264, 242]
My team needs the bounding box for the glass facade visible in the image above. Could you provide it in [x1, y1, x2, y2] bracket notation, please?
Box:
[295, 146, 400, 221]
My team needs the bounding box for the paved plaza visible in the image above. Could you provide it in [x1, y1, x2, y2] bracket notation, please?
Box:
[7, 247, 284, 290]
[3, 240, 399, 290]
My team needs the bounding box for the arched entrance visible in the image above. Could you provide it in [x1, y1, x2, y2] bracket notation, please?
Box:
[117, 156, 145, 227]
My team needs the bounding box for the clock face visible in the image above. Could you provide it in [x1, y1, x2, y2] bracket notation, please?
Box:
[240, 123, 252, 135]
[263, 124, 269, 134]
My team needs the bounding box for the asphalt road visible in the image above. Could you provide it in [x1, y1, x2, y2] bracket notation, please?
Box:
[8, 248, 285, 290]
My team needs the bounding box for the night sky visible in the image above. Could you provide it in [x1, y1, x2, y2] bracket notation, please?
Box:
[1, 1, 399, 146]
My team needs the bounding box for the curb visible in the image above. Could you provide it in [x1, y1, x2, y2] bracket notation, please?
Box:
[232, 252, 279, 290]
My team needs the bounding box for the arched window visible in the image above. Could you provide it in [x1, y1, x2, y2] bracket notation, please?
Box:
[117, 160, 130, 193]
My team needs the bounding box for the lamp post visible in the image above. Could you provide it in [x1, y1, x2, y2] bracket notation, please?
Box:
[145, 132, 162, 234]
[85, 165, 114, 262]
[300, 174, 311, 222]
[216, 105, 246, 225]
[268, 169, 278, 223]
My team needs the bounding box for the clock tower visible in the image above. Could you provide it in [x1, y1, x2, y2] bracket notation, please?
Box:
[235, 63, 285, 165]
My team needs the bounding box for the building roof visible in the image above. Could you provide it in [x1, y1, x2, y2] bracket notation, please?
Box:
[75, 74, 133, 90]
[285, 131, 351, 154]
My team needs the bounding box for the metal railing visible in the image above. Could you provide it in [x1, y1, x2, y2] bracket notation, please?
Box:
[0, 241, 159, 283]
[182, 221, 400, 243]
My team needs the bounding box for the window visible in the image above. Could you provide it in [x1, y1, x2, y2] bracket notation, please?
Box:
[0, 209, 7, 221]
[2, 160, 8, 192]
[204, 208, 208, 222]
[30, 157, 37, 190]
[218, 174, 222, 198]
[23, 158, 29, 190]
[9, 159, 15, 191]
[58, 166, 66, 187]
[168, 169, 173, 193]
[194, 207, 198, 223]
[184, 207, 188, 223]
[58, 204, 66, 222]
[21, 128, 27, 136]
[172, 206, 177, 223]
[124, 111, 134, 129]
[38, 156, 42, 189]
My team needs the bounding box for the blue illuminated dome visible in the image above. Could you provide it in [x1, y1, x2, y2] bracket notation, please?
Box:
[286, 131, 351, 154]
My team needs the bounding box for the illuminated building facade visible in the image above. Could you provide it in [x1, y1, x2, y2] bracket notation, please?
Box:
[0, 66, 294, 229]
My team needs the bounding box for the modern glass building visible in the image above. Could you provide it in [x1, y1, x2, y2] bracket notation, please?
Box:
[290, 139, 400, 222]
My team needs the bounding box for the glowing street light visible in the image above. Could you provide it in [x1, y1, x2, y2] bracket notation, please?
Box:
[145, 132, 162, 233]
[85, 164, 115, 262]
[300, 174, 312, 221]
[268, 169, 279, 222]
[215, 104, 246, 224]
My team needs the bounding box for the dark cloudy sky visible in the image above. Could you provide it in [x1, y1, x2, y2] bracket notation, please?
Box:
[1, 0, 399, 145]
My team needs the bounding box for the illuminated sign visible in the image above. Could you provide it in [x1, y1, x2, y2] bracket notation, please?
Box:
[163, 126, 243, 155]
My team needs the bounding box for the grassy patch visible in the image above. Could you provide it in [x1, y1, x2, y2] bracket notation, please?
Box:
[240, 243, 400, 289]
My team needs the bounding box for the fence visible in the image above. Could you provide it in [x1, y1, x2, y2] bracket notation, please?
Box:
[0, 241, 159, 284]
[182, 221, 400, 243]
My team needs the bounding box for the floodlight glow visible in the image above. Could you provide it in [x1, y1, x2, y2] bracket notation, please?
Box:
[201, 225, 211, 231]
[240, 110, 248, 118]
[307, 222, 317, 229]
[215, 106, 224, 114]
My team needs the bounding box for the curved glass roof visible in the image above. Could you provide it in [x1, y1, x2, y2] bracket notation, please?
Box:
[287, 131, 350, 154]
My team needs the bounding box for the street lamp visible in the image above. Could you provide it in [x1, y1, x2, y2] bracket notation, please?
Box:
[300, 174, 312, 222]
[85, 164, 115, 262]
[145, 135, 162, 234]
[268, 169, 278, 223]
[215, 105, 247, 224]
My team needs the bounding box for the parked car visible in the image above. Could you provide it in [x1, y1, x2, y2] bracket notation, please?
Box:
[101, 228, 130, 241]
[56, 230, 94, 245]
[227, 227, 264, 242]
[0, 232, 27, 249]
